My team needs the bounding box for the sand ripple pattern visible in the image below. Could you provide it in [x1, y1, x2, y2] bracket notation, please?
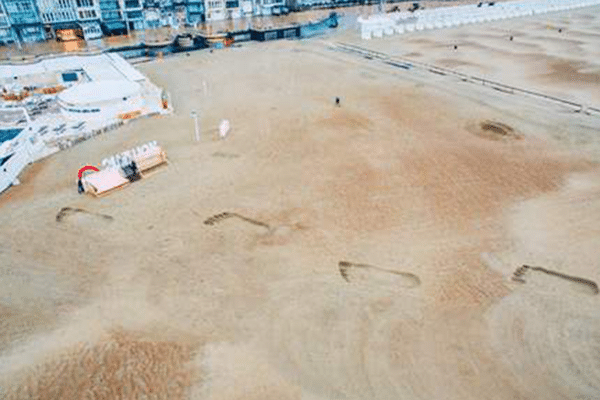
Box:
[2, 331, 198, 400]
[261, 276, 424, 399]
[488, 290, 600, 399]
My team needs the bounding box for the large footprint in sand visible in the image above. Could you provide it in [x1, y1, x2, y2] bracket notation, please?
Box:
[338, 261, 421, 290]
[203, 212, 271, 231]
[511, 264, 599, 296]
[55, 207, 113, 224]
[485, 171, 600, 399]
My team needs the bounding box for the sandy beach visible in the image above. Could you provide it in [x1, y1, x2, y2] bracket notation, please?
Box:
[1, 4, 600, 399]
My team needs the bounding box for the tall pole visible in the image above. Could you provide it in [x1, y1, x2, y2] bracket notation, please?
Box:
[190, 110, 200, 141]
[17, 107, 32, 125]
[15, 28, 23, 50]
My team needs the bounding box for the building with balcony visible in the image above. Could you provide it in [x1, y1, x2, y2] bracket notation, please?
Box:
[36, 0, 102, 40]
[204, 0, 226, 20]
[74, 0, 102, 38]
[2, 0, 45, 42]
[122, 0, 143, 30]
[75, 0, 99, 20]
[39, 0, 77, 26]
[38, 0, 76, 39]
[254, 0, 284, 16]
[0, 0, 299, 41]
[0, 1, 17, 43]
[184, 0, 203, 24]
[98, 0, 126, 34]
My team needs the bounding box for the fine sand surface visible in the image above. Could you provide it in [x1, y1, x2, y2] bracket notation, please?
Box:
[2, 6, 600, 400]
[339, 4, 600, 105]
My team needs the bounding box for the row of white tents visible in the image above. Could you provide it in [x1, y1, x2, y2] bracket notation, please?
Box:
[358, 0, 600, 39]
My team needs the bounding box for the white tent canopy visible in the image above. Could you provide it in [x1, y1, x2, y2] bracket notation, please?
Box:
[359, 0, 600, 39]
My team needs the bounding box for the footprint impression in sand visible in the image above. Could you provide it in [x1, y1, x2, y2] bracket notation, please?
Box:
[512, 264, 599, 296]
[55, 207, 114, 224]
[338, 261, 421, 291]
[203, 212, 271, 231]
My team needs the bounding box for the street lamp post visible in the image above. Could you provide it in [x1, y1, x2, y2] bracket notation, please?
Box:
[190, 110, 200, 141]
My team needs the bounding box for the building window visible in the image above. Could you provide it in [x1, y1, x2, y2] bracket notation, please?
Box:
[225, 0, 238, 7]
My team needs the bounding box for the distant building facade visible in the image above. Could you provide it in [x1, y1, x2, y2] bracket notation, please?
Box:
[254, 0, 284, 16]
[0, 0, 17, 43]
[0, 0, 334, 43]
[184, 0, 203, 23]
[2, 0, 45, 42]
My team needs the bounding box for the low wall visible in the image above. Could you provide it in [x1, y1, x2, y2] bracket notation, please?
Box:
[0, 139, 32, 194]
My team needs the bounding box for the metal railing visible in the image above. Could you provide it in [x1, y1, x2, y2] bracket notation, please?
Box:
[331, 41, 600, 115]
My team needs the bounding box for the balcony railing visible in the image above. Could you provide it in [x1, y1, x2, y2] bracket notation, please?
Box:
[99, 0, 120, 9]
[101, 10, 121, 19]
[10, 13, 42, 25]
[126, 10, 142, 18]
[124, 0, 142, 8]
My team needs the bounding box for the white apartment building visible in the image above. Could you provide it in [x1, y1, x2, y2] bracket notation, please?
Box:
[253, 0, 285, 16]
[39, 0, 77, 24]
[37, 0, 102, 40]
[74, 0, 100, 21]
[204, 0, 259, 20]
[120, 0, 143, 30]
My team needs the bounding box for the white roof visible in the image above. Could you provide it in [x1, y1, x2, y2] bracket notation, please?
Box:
[0, 53, 146, 83]
[58, 80, 141, 105]
[0, 63, 46, 78]
[105, 53, 147, 82]
[83, 168, 129, 194]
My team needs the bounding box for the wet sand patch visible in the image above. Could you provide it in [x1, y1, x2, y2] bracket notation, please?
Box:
[541, 59, 600, 86]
